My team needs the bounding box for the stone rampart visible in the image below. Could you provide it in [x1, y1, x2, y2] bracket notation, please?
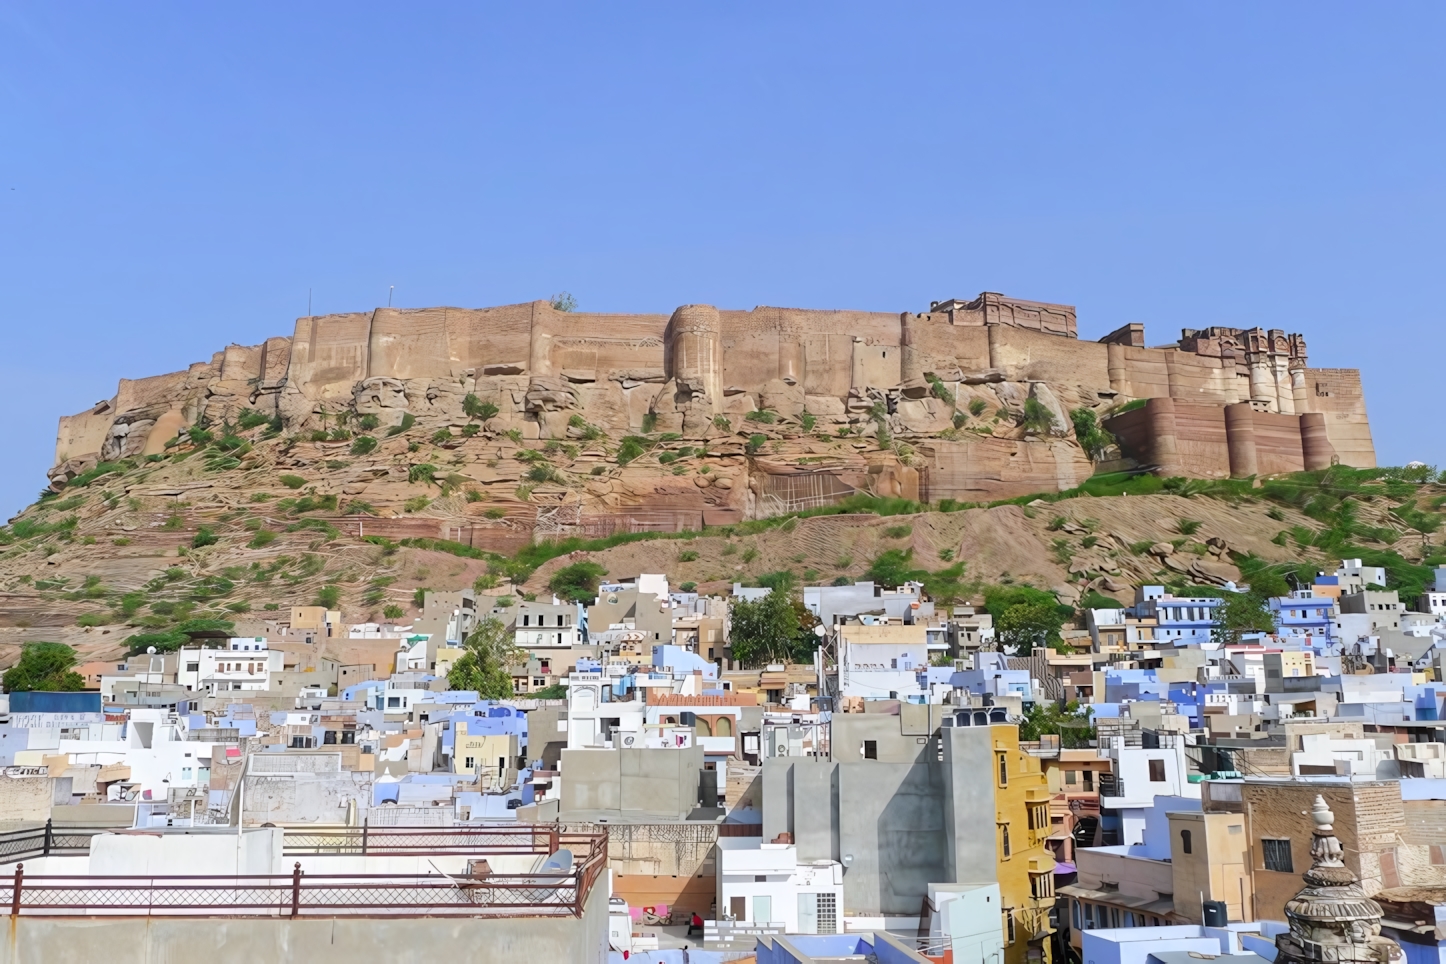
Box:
[51, 291, 1378, 513]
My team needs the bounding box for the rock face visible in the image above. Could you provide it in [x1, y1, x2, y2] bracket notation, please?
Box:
[49, 292, 1377, 540]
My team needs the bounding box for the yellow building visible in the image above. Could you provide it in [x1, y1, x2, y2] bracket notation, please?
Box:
[987, 724, 1057, 964]
[452, 721, 521, 791]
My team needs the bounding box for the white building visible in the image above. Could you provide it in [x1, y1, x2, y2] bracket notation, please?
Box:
[515, 601, 581, 649]
[836, 623, 929, 701]
[1098, 735, 1201, 846]
[564, 672, 646, 750]
[177, 640, 284, 693]
[926, 883, 1006, 964]
[716, 837, 843, 933]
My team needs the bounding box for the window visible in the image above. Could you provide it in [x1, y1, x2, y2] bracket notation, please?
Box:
[863, 740, 878, 760]
[1148, 759, 1166, 782]
[1004, 909, 1016, 944]
[1031, 872, 1053, 899]
[1083, 903, 1095, 929]
[1072, 899, 1082, 931]
[1084, 769, 1094, 791]
[464, 756, 476, 770]
[557, 615, 564, 626]
[1180, 829, 1192, 854]
[1263, 838, 1294, 873]
[522, 614, 530, 626]
[1000, 823, 1011, 857]
[1065, 769, 1078, 786]
[998, 753, 1008, 786]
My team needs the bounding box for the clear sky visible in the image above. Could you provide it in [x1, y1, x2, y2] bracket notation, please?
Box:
[2, 3, 1443, 518]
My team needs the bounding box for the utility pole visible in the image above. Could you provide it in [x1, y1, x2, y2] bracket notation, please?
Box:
[388, 285, 394, 307]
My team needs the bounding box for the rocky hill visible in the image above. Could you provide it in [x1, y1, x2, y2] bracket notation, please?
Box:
[3, 410, 1440, 668]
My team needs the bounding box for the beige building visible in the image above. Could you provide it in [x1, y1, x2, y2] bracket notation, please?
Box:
[1168, 809, 1252, 923]
[452, 722, 521, 790]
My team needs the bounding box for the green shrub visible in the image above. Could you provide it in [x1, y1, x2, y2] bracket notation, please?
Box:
[76, 612, 105, 627]
[386, 413, 417, 437]
[657, 451, 679, 464]
[968, 398, 987, 417]
[463, 394, 499, 421]
[413, 587, 430, 608]
[679, 550, 699, 562]
[383, 604, 404, 620]
[883, 524, 912, 539]
[432, 428, 453, 445]
[713, 415, 731, 431]
[679, 581, 697, 593]
[746, 434, 767, 455]
[1177, 518, 1203, 536]
[314, 585, 341, 609]
[357, 413, 381, 431]
[1070, 408, 1115, 460]
[237, 410, 270, 430]
[248, 529, 277, 549]
[191, 528, 218, 548]
[927, 375, 955, 406]
[484, 507, 506, 520]
[279, 474, 307, 489]
[462, 424, 480, 437]
[344, 500, 377, 515]
[550, 561, 608, 602]
[617, 437, 647, 465]
[408, 463, 437, 485]
[404, 496, 431, 513]
[350, 436, 378, 455]
[745, 410, 777, 424]
[741, 547, 759, 563]
[1022, 397, 1055, 434]
[800, 413, 817, 432]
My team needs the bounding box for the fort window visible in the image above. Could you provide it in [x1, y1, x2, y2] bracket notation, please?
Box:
[1262, 837, 1294, 872]
[1180, 829, 1192, 854]
[1148, 759, 1166, 782]
[998, 753, 1008, 786]
[1000, 823, 1011, 857]
[863, 740, 877, 760]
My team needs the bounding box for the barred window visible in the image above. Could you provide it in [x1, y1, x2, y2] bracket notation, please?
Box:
[1262, 838, 1294, 873]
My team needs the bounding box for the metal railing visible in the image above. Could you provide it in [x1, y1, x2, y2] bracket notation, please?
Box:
[2, 825, 608, 919]
[0, 822, 109, 864]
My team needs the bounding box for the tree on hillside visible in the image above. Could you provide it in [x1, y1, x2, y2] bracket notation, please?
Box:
[4, 642, 84, 692]
[1211, 590, 1275, 646]
[729, 590, 818, 667]
[549, 562, 607, 603]
[447, 616, 521, 699]
[983, 585, 1073, 654]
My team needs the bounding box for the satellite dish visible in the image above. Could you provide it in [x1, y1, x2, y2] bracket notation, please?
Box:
[537, 848, 574, 874]
[813, 626, 826, 637]
[147, 646, 157, 655]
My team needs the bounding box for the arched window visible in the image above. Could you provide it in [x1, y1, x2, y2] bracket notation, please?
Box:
[1180, 829, 1192, 854]
[715, 716, 733, 737]
[694, 717, 713, 737]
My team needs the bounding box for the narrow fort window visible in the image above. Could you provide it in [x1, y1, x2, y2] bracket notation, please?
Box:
[1180, 829, 1192, 854]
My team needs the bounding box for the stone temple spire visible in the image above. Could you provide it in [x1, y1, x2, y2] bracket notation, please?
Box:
[1274, 795, 1403, 964]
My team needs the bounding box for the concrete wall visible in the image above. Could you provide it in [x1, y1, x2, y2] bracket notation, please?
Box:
[559, 745, 703, 820]
[762, 719, 1000, 918]
[0, 877, 610, 964]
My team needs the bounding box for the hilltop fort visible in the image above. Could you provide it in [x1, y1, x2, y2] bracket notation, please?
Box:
[49, 292, 1375, 544]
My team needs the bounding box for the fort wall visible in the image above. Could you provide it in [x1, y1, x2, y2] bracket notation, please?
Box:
[51, 291, 1380, 514]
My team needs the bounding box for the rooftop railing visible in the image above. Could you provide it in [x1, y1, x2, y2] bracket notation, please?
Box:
[2, 825, 608, 919]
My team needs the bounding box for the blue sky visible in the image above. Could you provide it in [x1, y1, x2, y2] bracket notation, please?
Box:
[1, 3, 1443, 518]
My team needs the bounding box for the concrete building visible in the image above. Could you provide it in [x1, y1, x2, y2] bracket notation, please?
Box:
[763, 710, 1056, 964]
[516, 600, 581, 649]
[1340, 590, 1404, 632]
[0, 824, 612, 963]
